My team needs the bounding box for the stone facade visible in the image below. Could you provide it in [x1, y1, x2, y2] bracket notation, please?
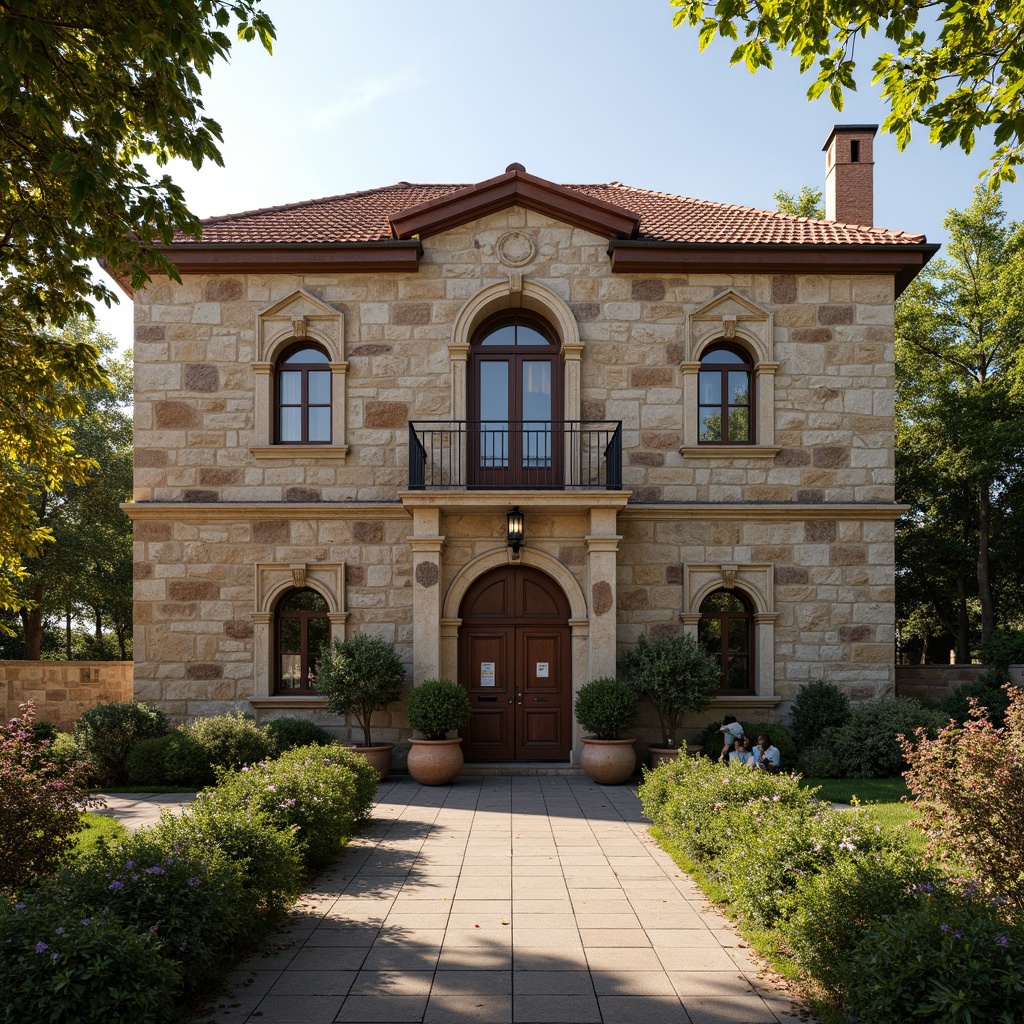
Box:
[124, 173, 927, 761]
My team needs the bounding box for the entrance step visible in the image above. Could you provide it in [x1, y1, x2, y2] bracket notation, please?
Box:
[461, 762, 584, 777]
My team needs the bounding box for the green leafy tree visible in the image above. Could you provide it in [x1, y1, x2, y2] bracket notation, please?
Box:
[774, 185, 824, 218]
[7, 323, 133, 658]
[896, 186, 1024, 646]
[670, 1, 1024, 182]
[0, 1, 274, 603]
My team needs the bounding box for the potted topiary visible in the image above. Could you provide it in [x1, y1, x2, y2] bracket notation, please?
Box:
[405, 678, 472, 785]
[574, 677, 639, 784]
[622, 633, 720, 767]
[314, 632, 406, 779]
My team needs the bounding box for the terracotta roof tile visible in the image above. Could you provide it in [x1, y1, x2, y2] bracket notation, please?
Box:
[180, 180, 926, 247]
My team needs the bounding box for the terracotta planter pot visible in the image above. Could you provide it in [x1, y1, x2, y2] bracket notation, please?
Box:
[647, 745, 681, 769]
[580, 737, 636, 785]
[406, 737, 464, 786]
[350, 743, 394, 780]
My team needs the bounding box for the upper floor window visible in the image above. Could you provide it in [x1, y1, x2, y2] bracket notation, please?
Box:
[698, 344, 753, 444]
[698, 589, 754, 694]
[275, 587, 330, 695]
[276, 344, 331, 444]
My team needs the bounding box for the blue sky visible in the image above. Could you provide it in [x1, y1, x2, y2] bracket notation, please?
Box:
[95, 0, 1024, 343]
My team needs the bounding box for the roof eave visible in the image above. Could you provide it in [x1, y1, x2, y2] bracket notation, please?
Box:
[608, 240, 940, 296]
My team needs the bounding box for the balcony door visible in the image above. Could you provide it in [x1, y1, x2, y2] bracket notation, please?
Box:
[458, 566, 572, 761]
[468, 312, 562, 488]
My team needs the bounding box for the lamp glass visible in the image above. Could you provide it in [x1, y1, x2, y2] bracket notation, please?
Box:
[506, 508, 524, 550]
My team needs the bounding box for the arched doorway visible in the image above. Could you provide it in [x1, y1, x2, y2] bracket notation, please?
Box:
[458, 565, 571, 761]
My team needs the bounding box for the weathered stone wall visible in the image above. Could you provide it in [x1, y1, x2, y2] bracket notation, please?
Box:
[895, 664, 988, 703]
[1, 661, 133, 732]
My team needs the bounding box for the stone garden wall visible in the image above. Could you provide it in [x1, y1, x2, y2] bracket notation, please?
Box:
[1, 661, 133, 731]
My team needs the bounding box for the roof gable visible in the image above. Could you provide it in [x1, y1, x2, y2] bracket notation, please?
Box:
[387, 165, 641, 241]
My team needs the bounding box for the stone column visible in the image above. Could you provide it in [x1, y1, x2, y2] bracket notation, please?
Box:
[439, 617, 461, 683]
[754, 363, 778, 446]
[680, 362, 700, 447]
[252, 363, 272, 446]
[754, 612, 778, 697]
[562, 341, 583, 484]
[585, 507, 621, 681]
[410, 506, 444, 685]
[329, 360, 349, 455]
[569, 617, 590, 765]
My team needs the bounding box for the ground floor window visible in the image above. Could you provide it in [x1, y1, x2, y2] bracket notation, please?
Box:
[275, 588, 330, 694]
[698, 588, 754, 694]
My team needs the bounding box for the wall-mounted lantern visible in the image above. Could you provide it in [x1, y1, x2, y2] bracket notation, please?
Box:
[506, 507, 525, 554]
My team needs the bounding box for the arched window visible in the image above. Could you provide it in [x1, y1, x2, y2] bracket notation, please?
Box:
[469, 311, 562, 487]
[698, 343, 753, 444]
[274, 588, 330, 694]
[276, 343, 331, 444]
[698, 589, 754, 694]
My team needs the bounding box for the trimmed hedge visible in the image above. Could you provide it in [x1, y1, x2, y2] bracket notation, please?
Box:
[0, 742, 377, 1022]
[74, 701, 168, 785]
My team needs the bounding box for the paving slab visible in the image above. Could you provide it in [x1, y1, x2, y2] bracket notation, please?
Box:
[192, 776, 812, 1023]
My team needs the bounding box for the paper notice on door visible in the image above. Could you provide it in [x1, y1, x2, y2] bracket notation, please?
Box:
[536, 662, 549, 678]
[480, 662, 496, 687]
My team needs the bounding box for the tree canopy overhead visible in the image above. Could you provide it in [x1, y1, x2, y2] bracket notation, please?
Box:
[0, 0, 275, 326]
[670, 1, 1024, 183]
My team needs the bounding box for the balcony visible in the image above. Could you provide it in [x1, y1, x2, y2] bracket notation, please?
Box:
[408, 420, 623, 490]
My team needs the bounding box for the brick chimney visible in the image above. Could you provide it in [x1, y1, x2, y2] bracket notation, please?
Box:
[823, 124, 877, 225]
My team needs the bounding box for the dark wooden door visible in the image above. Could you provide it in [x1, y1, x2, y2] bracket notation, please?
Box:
[458, 567, 571, 761]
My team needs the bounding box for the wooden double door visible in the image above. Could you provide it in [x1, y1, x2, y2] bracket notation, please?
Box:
[458, 566, 571, 762]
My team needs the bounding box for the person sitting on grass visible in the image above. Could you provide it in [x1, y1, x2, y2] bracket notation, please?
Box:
[718, 715, 744, 762]
[728, 735, 755, 766]
[753, 734, 781, 773]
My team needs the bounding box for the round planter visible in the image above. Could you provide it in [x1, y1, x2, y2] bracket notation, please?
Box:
[350, 743, 394, 780]
[647, 745, 681, 769]
[406, 737, 464, 786]
[581, 738, 636, 785]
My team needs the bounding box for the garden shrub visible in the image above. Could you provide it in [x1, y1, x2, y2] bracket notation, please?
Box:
[185, 711, 272, 771]
[845, 881, 1024, 1024]
[903, 686, 1024, 909]
[74, 701, 168, 785]
[977, 627, 1024, 690]
[0, 702, 95, 894]
[0, 898, 179, 1024]
[695, 719, 796, 767]
[30, 719, 59, 744]
[940, 677, 1011, 728]
[406, 677, 473, 740]
[784, 849, 941, 999]
[199, 743, 377, 869]
[574, 677, 639, 740]
[125, 730, 212, 788]
[41, 827, 250, 996]
[789, 679, 850, 751]
[809, 697, 946, 779]
[125, 735, 172, 786]
[265, 716, 335, 754]
[150, 803, 303, 914]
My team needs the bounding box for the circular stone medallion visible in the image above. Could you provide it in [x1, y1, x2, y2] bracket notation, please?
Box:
[496, 230, 537, 268]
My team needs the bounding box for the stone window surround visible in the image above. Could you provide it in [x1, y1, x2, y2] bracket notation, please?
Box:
[250, 561, 348, 708]
[680, 289, 780, 459]
[680, 562, 778, 699]
[250, 290, 349, 462]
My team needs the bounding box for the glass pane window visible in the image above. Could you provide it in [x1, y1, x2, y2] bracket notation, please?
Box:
[275, 346, 332, 444]
[699, 588, 753, 694]
[698, 345, 754, 444]
[699, 410, 722, 443]
[275, 588, 330, 695]
[699, 372, 721, 405]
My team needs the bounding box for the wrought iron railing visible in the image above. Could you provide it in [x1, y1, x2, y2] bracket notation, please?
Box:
[408, 420, 623, 490]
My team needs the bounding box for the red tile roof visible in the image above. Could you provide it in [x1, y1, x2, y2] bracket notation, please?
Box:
[181, 179, 927, 247]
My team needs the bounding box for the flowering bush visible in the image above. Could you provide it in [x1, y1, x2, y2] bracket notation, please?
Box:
[0, 702, 96, 893]
[74, 700, 168, 785]
[198, 743, 377, 868]
[185, 711, 273, 770]
[784, 849, 941, 999]
[903, 685, 1024, 908]
[846, 880, 1024, 1024]
[0, 898, 179, 1024]
[40, 827, 250, 996]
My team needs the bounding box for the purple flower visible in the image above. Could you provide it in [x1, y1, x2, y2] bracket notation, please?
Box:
[108, 880, 124, 891]
[954, 930, 963, 939]
[267, 783, 276, 791]
[124, 861, 135, 870]
[940, 924, 950, 933]
[54, 927, 64, 936]
[144, 866, 166, 876]
[80, 919, 91, 927]
[998, 936, 1011, 948]
[35, 942, 48, 954]
[14, 903, 25, 910]
[187, 877, 201, 888]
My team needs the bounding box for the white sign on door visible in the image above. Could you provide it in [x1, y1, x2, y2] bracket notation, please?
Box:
[480, 662, 496, 687]
[536, 662, 549, 678]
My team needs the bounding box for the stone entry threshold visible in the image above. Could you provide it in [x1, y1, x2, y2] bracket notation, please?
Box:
[459, 763, 584, 777]
[195, 777, 809, 1024]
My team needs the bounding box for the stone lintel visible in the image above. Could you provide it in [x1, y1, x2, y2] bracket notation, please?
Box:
[249, 445, 350, 461]
[679, 446, 781, 460]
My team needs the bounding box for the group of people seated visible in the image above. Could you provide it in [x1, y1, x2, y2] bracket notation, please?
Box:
[717, 716, 781, 772]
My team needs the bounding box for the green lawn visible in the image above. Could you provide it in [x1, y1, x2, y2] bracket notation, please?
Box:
[801, 776, 928, 854]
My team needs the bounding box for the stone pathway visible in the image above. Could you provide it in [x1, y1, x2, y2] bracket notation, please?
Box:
[195, 776, 806, 1024]
[93, 791, 196, 830]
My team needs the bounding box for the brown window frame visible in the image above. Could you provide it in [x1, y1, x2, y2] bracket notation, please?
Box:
[273, 587, 330, 695]
[697, 342, 754, 445]
[698, 588, 755, 695]
[274, 342, 332, 445]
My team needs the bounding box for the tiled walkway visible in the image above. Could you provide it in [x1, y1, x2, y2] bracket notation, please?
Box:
[196, 777, 805, 1024]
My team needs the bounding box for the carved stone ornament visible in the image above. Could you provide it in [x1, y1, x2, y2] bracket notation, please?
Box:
[496, 231, 537, 268]
[720, 564, 738, 589]
[291, 563, 307, 589]
[292, 316, 307, 338]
